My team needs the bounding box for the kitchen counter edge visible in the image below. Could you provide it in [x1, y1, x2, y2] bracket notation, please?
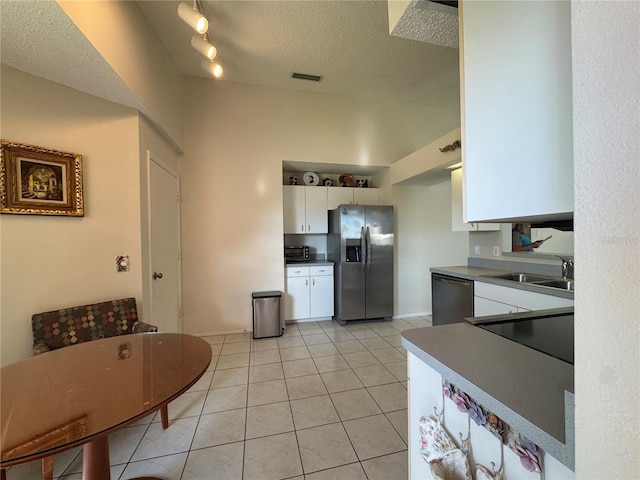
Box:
[402, 324, 575, 470]
[285, 261, 334, 267]
[430, 266, 574, 299]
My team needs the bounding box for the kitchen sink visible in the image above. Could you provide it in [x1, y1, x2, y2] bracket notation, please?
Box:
[530, 279, 575, 291]
[485, 272, 552, 283]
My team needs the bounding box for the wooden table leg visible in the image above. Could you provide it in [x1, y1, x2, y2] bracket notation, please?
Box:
[42, 457, 54, 480]
[161, 404, 169, 429]
[82, 436, 111, 480]
[1, 468, 6, 480]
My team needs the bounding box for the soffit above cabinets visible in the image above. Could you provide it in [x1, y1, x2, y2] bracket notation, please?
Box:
[390, 128, 461, 186]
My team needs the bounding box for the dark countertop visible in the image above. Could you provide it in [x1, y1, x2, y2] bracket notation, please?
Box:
[402, 323, 575, 470]
[431, 265, 574, 299]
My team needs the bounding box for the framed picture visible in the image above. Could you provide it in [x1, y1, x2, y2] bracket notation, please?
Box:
[0, 140, 84, 216]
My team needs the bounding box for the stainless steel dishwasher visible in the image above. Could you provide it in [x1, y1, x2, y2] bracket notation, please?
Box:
[431, 273, 474, 325]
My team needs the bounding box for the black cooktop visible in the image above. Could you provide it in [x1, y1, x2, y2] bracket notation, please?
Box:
[478, 314, 574, 365]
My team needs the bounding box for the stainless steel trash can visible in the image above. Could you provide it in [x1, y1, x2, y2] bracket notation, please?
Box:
[252, 291, 283, 339]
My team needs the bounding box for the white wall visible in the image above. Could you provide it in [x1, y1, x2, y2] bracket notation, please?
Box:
[572, 2, 640, 477]
[393, 181, 469, 316]
[0, 66, 144, 365]
[180, 78, 460, 334]
[57, 0, 184, 151]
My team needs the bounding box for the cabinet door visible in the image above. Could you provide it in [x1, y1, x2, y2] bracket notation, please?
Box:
[310, 274, 334, 318]
[305, 186, 328, 233]
[285, 276, 310, 321]
[474, 296, 517, 316]
[283, 186, 306, 234]
[353, 188, 379, 205]
[451, 169, 499, 231]
[461, 1, 573, 221]
[327, 187, 354, 210]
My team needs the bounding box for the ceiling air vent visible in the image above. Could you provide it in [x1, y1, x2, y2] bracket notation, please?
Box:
[292, 72, 322, 82]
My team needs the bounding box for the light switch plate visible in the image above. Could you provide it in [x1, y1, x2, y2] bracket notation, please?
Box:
[493, 246, 500, 256]
[116, 255, 130, 272]
[474, 245, 480, 255]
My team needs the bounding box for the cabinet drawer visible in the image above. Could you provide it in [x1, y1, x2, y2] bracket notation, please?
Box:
[309, 265, 333, 276]
[475, 281, 574, 310]
[286, 266, 310, 278]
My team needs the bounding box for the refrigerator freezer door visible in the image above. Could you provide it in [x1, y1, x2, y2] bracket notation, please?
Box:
[364, 206, 394, 319]
[332, 205, 366, 322]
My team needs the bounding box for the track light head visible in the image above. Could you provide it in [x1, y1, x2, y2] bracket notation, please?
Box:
[178, 2, 208, 34]
[201, 60, 224, 78]
[191, 35, 217, 60]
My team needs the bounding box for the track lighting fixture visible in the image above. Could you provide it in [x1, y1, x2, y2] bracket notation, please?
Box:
[191, 35, 217, 60]
[177, 1, 208, 34]
[201, 60, 223, 78]
[178, 1, 224, 79]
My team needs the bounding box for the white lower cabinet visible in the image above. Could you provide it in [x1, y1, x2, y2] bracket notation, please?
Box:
[474, 281, 573, 317]
[474, 296, 522, 316]
[285, 265, 334, 321]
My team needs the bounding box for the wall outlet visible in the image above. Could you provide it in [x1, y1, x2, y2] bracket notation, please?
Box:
[493, 246, 500, 256]
[474, 245, 480, 255]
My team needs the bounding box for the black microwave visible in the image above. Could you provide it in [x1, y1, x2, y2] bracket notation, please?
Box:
[284, 245, 310, 262]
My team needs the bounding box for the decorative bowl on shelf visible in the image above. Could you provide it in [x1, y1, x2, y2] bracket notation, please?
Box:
[339, 174, 354, 187]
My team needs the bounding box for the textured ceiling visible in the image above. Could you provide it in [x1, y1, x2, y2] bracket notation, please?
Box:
[0, 0, 147, 116]
[138, 0, 461, 109]
[1, 0, 460, 126]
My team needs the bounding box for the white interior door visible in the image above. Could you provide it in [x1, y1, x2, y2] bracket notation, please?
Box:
[149, 154, 181, 332]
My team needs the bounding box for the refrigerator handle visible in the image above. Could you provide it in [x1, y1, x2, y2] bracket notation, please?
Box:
[366, 227, 372, 266]
[360, 227, 367, 265]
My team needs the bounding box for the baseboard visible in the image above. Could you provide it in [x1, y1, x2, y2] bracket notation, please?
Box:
[393, 312, 432, 319]
[196, 329, 252, 337]
[285, 317, 332, 323]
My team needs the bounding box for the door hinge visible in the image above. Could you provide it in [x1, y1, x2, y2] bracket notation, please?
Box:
[177, 251, 181, 261]
[176, 191, 180, 202]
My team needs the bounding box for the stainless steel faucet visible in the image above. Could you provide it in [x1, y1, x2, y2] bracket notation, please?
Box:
[556, 256, 574, 279]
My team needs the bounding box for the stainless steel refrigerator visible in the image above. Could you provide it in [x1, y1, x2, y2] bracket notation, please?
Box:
[327, 205, 394, 325]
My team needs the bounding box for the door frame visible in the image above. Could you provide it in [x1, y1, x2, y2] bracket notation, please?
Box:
[145, 150, 182, 331]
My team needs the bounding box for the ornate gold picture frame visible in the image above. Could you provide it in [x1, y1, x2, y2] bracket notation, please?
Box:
[0, 140, 84, 216]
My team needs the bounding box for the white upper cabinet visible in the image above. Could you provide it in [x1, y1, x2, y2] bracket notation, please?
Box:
[451, 168, 499, 231]
[327, 187, 379, 210]
[460, 1, 573, 222]
[305, 187, 328, 233]
[353, 188, 379, 206]
[283, 186, 327, 234]
[283, 185, 305, 234]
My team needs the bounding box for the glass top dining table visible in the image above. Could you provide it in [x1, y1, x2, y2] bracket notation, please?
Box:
[0, 333, 212, 479]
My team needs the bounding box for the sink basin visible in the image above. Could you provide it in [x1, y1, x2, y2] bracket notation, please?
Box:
[486, 273, 552, 283]
[530, 279, 575, 291]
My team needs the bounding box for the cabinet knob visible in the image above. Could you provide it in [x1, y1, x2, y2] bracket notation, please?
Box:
[300, 225, 304, 232]
[306, 279, 308, 286]
[313, 278, 315, 285]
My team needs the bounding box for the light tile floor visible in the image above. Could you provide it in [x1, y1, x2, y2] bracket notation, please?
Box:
[7, 316, 432, 480]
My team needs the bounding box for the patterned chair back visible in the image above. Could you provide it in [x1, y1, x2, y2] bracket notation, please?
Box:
[31, 298, 152, 353]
